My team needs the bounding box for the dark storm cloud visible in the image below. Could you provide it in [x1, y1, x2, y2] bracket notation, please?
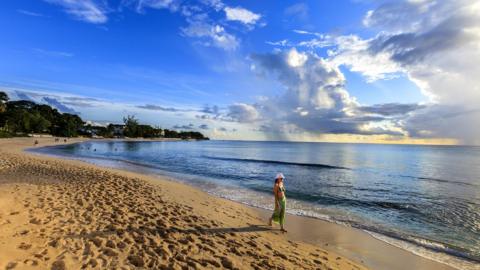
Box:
[368, 17, 478, 66]
[358, 103, 425, 116]
[363, 0, 479, 66]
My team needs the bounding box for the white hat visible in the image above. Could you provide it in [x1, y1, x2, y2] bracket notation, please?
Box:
[275, 173, 285, 179]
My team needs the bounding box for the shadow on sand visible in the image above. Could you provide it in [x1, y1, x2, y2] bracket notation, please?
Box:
[172, 224, 274, 234]
[64, 224, 277, 240]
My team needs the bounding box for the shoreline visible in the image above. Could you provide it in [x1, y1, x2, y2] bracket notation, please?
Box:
[0, 138, 461, 269]
[28, 139, 474, 270]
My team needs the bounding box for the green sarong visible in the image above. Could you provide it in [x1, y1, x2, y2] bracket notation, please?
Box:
[272, 198, 286, 225]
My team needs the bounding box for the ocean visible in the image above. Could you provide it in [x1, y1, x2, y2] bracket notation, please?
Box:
[31, 140, 480, 270]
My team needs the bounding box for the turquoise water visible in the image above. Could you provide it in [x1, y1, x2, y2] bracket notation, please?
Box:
[33, 140, 480, 269]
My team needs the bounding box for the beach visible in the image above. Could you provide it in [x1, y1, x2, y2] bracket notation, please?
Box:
[0, 138, 459, 270]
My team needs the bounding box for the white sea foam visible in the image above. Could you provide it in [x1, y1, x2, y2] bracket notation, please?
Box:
[366, 231, 480, 270]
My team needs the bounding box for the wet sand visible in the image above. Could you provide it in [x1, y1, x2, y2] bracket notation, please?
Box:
[0, 138, 456, 269]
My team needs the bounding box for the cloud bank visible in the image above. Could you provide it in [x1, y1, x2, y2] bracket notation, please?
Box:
[259, 0, 480, 144]
[247, 49, 410, 138]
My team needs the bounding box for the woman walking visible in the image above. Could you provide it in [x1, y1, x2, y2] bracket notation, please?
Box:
[269, 173, 287, 232]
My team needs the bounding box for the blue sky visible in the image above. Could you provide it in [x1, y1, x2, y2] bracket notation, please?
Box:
[1, 1, 479, 144]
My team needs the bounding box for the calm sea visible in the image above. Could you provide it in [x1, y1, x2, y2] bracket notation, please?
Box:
[32, 140, 480, 270]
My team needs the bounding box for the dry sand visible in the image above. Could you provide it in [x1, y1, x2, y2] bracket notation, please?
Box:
[0, 138, 457, 270]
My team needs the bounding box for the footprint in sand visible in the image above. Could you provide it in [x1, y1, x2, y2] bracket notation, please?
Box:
[51, 260, 66, 270]
[23, 259, 38, 266]
[5, 262, 18, 270]
[17, 242, 32, 250]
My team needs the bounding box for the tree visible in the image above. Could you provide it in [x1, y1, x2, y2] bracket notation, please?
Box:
[164, 129, 179, 138]
[0, 94, 209, 140]
[97, 125, 114, 138]
[53, 113, 84, 137]
[33, 104, 61, 133]
[0, 91, 8, 113]
[29, 112, 51, 133]
[0, 91, 8, 102]
[123, 115, 139, 138]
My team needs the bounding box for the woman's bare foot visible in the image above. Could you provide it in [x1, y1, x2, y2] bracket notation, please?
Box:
[268, 218, 273, 226]
[280, 228, 287, 233]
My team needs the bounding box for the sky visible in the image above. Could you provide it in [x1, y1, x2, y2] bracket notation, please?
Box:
[1, 0, 479, 144]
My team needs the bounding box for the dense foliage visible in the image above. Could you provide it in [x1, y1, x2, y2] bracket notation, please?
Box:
[0, 91, 209, 140]
[0, 99, 83, 137]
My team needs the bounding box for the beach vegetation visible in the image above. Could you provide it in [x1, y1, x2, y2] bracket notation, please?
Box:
[0, 91, 8, 113]
[123, 115, 139, 138]
[0, 91, 209, 140]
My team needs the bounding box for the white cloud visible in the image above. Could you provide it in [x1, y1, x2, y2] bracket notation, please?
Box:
[182, 20, 239, 51]
[227, 103, 260, 122]
[280, 0, 480, 144]
[203, 0, 224, 11]
[131, 0, 180, 12]
[45, 0, 259, 51]
[293, 29, 320, 36]
[329, 35, 404, 82]
[44, 0, 108, 24]
[358, 0, 480, 144]
[123, 0, 245, 51]
[246, 49, 410, 137]
[286, 48, 308, 67]
[17, 9, 45, 17]
[265, 39, 290, 47]
[224, 6, 261, 25]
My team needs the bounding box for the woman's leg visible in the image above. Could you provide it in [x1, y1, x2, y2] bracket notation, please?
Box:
[279, 199, 287, 232]
[270, 201, 279, 226]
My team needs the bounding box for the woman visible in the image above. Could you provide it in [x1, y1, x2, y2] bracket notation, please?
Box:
[269, 173, 287, 232]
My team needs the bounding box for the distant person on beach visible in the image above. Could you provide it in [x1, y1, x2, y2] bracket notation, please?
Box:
[269, 173, 287, 232]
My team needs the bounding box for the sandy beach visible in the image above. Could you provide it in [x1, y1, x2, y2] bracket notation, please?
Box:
[0, 138, 457, 270]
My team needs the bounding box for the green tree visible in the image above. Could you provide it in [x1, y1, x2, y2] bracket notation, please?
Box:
[97, 125, 114, 138]
[2, 100, 37, 132]
[123, 115, 139, 138]
[29, 112, 51, 133]
[0, 91, 8, 113]
[54, 113, 84, 137]
[164, 129, 179, 138]
[0, 94, 209, 140]
[33, 104, 61, 133]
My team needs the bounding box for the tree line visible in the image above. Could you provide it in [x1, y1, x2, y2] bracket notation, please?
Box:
[0, 91, 208, 140]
